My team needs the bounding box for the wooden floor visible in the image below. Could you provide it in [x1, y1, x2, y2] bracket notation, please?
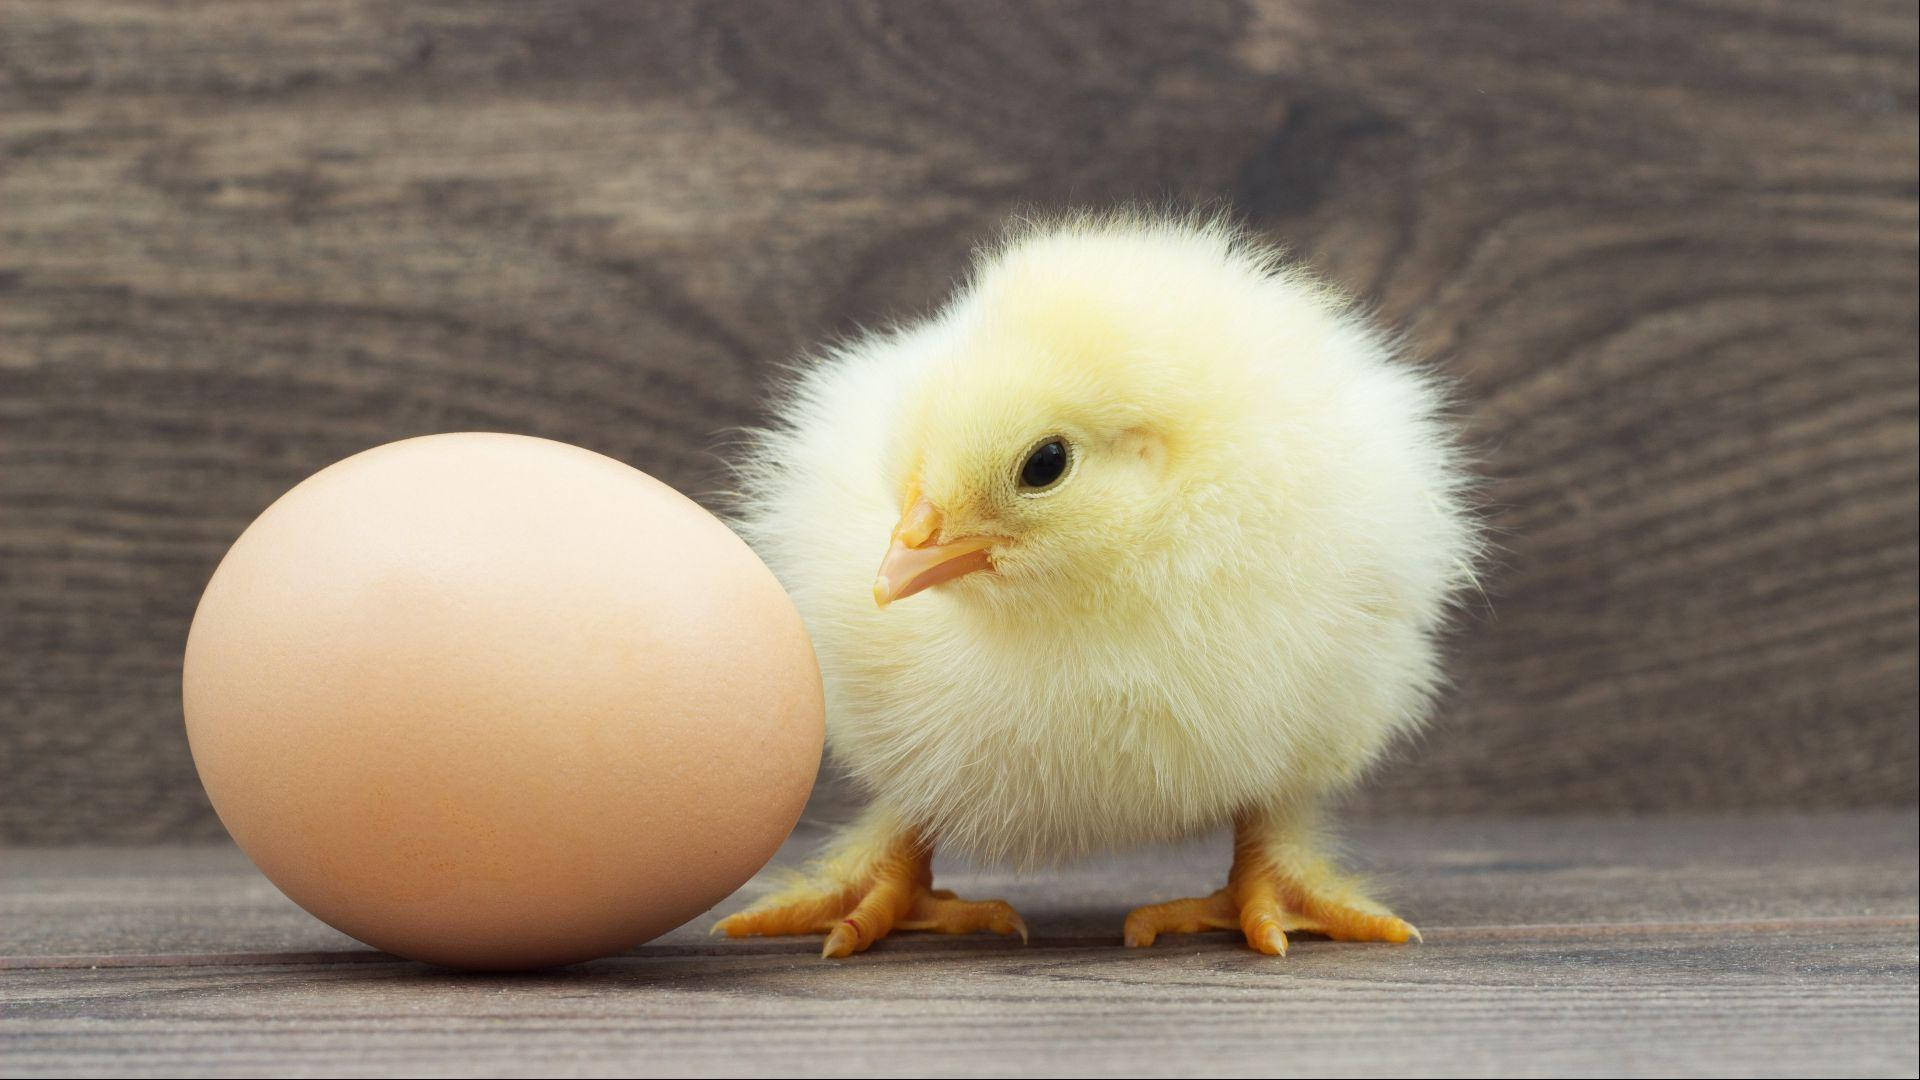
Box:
[2, 812, 1915, 1078]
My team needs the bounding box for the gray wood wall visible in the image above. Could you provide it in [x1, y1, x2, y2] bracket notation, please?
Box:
[3, 1, 1915, 843]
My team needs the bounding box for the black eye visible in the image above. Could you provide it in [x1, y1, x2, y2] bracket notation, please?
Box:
[1018, 438, 1070, 490]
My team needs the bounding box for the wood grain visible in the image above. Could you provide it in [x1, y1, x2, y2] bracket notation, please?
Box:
[1, 1, 1915, 841]
[2, 814, 1915, 1077]
[6, 812, 1917, 961]
[5, 926, 1914, 1078]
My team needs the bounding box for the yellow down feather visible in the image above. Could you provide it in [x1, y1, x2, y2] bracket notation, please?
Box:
[732, 212, 1481, 870]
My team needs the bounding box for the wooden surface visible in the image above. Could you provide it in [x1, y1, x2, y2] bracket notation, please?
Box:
[1, 1, 1917, 842]
[2, 813, 1916, 1078]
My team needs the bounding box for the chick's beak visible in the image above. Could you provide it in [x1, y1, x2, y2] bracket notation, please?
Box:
[873, 496, 995, 607]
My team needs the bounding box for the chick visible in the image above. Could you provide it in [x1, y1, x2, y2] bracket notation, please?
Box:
[716, 213, 1479, 957]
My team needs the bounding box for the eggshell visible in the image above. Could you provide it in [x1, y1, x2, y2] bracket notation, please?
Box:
[183, 433, 823, 969]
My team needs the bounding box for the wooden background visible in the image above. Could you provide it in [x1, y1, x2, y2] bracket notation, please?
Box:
[2, 1, 1914, 843]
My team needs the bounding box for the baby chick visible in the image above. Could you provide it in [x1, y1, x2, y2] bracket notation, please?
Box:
[716, 213, 1479, 957]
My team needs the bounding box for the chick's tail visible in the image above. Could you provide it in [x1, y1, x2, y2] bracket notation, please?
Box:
[713, 806, 1027, 958]
[1123, 808, 1418, 956]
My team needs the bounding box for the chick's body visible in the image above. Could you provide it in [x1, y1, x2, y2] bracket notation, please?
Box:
[722, 216, 1478, 956]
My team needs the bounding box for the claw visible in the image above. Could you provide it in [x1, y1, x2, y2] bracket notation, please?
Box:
[1007, 911, 1031, 945]
[822, 921, 859, 959]
[1248, 922, 1289, 956]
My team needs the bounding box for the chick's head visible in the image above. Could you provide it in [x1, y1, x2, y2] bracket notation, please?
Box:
[874, 219, 1294, 616]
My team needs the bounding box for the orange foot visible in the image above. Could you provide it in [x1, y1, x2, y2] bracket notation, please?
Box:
[1123, 816, 1419, 956]
[714, 828, 1027, 958]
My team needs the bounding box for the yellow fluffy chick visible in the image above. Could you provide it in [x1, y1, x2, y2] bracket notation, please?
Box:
[716, 213, 1480, 958]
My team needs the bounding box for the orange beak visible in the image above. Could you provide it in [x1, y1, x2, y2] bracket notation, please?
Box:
[873, 496, 996, 607]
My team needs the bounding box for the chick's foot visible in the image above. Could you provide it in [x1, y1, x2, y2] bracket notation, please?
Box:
[1123, 815, 1420, 956]
[712, 828, 1027, 958]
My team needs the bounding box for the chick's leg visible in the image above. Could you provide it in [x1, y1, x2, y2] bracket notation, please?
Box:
[1124, 809, 1418, 955]
[713, 812, 1026, 958]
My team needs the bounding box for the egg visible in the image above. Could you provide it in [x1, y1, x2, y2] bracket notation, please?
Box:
[182, 433, 824, 969]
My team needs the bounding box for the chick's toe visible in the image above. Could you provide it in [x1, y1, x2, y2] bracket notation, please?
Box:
[1121, 890, 1241, 949]
[899, 893, 1029, 943]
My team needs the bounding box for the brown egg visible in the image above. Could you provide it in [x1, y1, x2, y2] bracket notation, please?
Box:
[183, 433, 823, 969]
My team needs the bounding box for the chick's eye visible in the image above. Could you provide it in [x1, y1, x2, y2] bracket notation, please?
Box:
[1018, 438, 1070, 491]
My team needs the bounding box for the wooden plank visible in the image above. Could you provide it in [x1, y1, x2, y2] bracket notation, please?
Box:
[1, 814, 1913, 1076]
[4, 812, 1916, 962]
[1, 1, 1915, 842]
[0, 925, 1911, 1076]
